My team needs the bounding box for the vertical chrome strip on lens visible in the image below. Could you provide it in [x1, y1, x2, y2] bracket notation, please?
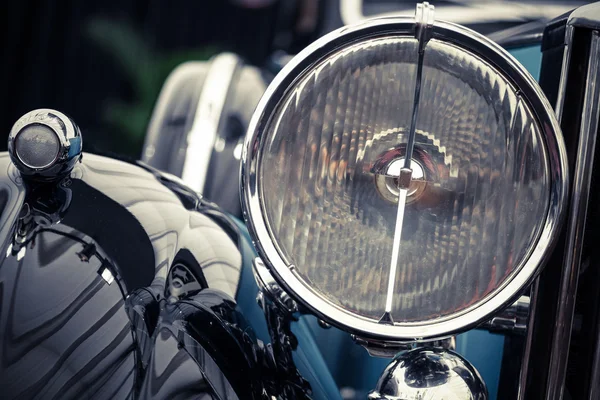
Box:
[546, 30, 600, 400]
[383, 187, 408, 320]
[181, 53, 239, 193]
[381, 2, 434, 324]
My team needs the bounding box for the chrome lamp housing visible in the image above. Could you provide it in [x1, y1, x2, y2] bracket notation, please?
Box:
[242, 8, 568, 342]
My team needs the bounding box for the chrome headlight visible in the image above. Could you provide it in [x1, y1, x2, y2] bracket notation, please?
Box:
[242, 8, 567, 340]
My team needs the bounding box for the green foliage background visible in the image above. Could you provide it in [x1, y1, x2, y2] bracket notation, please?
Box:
[86, 18, 215, 156]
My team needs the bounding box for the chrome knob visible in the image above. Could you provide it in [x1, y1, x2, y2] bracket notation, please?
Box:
[8, 109, 82, 181]
[369, 347, 488, 400]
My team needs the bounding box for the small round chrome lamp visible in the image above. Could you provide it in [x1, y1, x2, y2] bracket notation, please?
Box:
[8, 109, 82, 181]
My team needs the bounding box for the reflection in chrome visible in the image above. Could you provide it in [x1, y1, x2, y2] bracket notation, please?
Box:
[479, 295, 529, 335]
[253, 257, 312, 397]
[368, 348, 487, 400]
[180, 53, 239, 194]
[166, 263, 203, 302]
[140, 329, 238, 400]
[253, 257, 298, 314]
[0, 227, 137, 399]
[100, 267, 115, 285]
[354, 327, 454, 358]
[374, 157, 426, 204]
[233, 141, 244, 160]
[243, 12, 568, 340]
[352, 335, 412, 358]
[16, 247, 26, 261]
[85, 154, 243, 298]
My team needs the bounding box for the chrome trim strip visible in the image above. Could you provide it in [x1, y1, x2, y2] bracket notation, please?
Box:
[479, 295, 530, 335]
[242, 16, 569, 341]
[340, 0, 362, 25]
[341, 0, 580, 27]
[181, 53, 239, 193]
[546, 30, 600, 400]
[517, 279, 539, 400]
[555, 26, 574, 121]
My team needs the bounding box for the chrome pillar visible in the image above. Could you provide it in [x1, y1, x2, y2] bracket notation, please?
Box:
[545, 29, 600, 400]
[580, 31, 600, 400]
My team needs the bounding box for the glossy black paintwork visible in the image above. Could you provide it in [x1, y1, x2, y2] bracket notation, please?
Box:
[0, 151, 265, 399]
[139, 328, 219, 400]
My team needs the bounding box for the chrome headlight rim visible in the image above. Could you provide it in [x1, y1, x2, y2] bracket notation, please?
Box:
[242, 17, 568, 341]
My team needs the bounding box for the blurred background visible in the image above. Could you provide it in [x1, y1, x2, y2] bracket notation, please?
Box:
[0, 0, 323, 158]
[0, 0, 583, 160]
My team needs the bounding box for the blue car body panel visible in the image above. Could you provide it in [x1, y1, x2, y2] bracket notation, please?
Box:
[234, 218, 342, 400]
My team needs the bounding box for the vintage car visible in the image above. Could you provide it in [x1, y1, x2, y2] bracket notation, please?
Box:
[1, 1, 599, 399]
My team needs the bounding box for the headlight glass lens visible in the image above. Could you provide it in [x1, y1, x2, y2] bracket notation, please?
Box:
[258, 37, 550, 324]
